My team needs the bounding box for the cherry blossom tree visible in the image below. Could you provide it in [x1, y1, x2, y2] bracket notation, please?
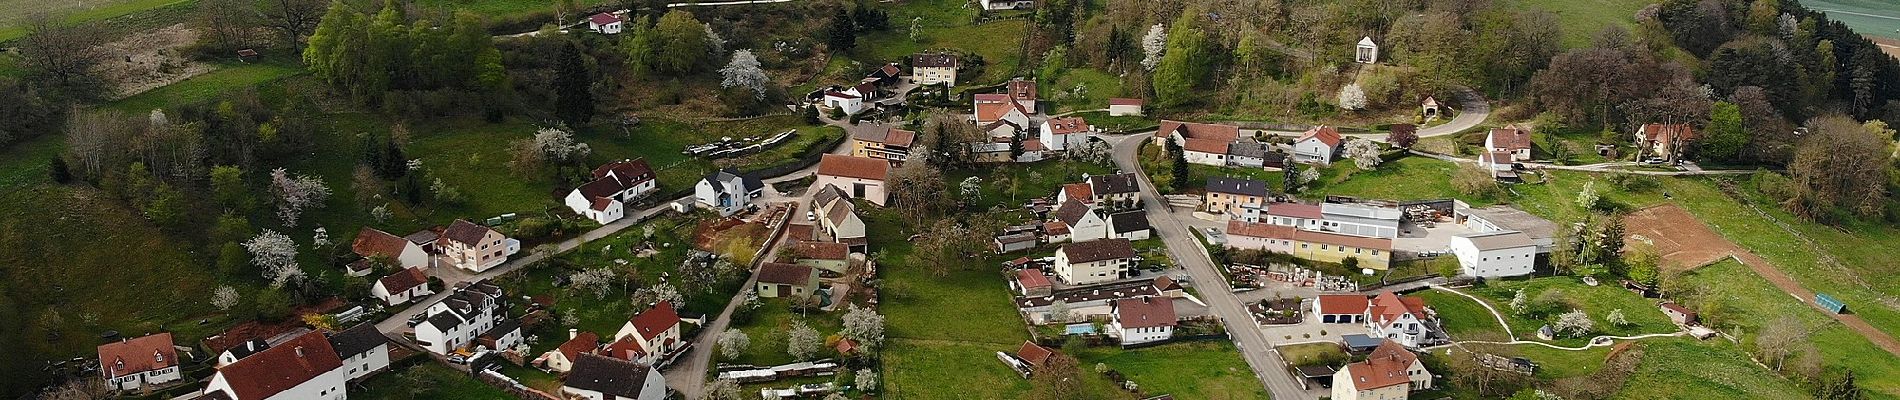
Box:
[1140, 23, 1166, 71]
[571, 267, 618, 299]
[719, 49, 769, 100]
[1337, 83, 1368, 111]
[842, 305, 886, 350]
[634, 281, 685, 309]
[717, 328, 750, 360]
[212, 285, 240, 311]
[269, 168, 332, 227]
[1345, 138, 1383, 170]
[856, 368, 879, 393]
[787, 320, 822, 361]
[1553, 309, 1595, 338]
[243, 229, 304, 287]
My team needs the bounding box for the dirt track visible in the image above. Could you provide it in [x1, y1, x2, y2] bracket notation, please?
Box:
[1624, 204, 1900, 357]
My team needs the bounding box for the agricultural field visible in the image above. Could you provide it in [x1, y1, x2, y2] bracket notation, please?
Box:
[1801, 0, 1900, 41]
[1676, 260, 1900, 397]
[0, 0, 194, 42]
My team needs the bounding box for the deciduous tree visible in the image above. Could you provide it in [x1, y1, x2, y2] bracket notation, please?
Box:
[718, 49, 769, 100]
[787, 320, 822, 361]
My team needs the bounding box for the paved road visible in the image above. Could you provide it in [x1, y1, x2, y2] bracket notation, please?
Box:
[1105, 133, 1316, 399]
[1415, 87, 1489, 138]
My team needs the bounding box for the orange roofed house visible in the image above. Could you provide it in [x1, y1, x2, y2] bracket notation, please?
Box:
[1634, 123, 1697, 162]
[98, 333, 182, 391]
[815, 154, 891, 206]
[1331, 339, 1432, 400]
[851, 127, 916, 166]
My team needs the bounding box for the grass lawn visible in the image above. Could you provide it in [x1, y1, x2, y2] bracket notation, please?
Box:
[1464, 277, 1678, 346]
[355, 360, 514, 399]
[854, 0, 1028, 85]
[0, 0, 195, 43]
[1613, 338, 1810, 400]
[723, 298, 847, 367]
[1498, 0, 1647, 49]
[1046, 67, 1127, 113]
[1275, 342, 1347, 367]
[1073, 341, 1269, 400]
[1414, 289, 1511, 341]
[1303, 156, 1477, 203]
[103, 61, 305, 113]
[0, 133, 242, 397]
[1676, 260, 1900, 397]
[945, 159, 1112, 210]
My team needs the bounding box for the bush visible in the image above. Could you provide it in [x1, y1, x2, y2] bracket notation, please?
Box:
[1605, 171, 1659, 192]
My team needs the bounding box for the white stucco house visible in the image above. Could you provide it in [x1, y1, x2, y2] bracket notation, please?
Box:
[562, 355, 668, 400]
[1110, 296, 1177, 345]
[1293, 125, 1344, 165]
[201, 331, 347, 400]
[611, 301, 684, 365]
[823, 87, 866, 115]
[351, 227, 431, 270]
[328, 323, 391, 382]
[1054, 238, 1137, 285]
[1053, 201, 1109, 243]
[588, 13, 623, 34]
[565, 159, 658, 224]
[979, 0, 1033, 10]
[1449, 231, 1538, 278]
[371, 267, 433, 306]
[814, 154, 891, 206]
[1364, 291, 1437, 348]
[98, 333, 182, 391]
[413, 280, 518, 355]
[1039, 117, 1093, 152]
[1332, 340, 1432, 400]
[695, 169, 764, 217]
[1108, 97, 1144, 116]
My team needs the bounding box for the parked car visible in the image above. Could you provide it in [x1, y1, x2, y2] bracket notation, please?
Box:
[806, 210, 816, 221]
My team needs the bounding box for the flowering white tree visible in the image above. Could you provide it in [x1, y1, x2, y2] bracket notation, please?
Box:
[717, 328, 750, 360]
[571, 267, 618, 299]
[1577, 180, 1601, 210]
[1345, 139, 1383, 170]
[370, 204, 392, 222]
[1140, 23, 1167, 71]
[842, 305, 886, 350]
[1298, 167, 1321, 184]
[855, 368, 879, 393]
[704, 378, 741, 400]
[533, 127, 592, 163]
[719, 50, 769, 100]
[269, 168, 332, 227]
[1509, 288, 1529, 315]
[787, 320, 823, 361]
[704, 23, 726, 57]
[310, 227, 331, 250]
[1607, 308, 1632, 328]
[1553, 309, 1595, 338]
[211, 285, 240, 311]
[149, 109, 169, 127]
[1048, 300, 1073, 323]
[243, 230, 304, 288]
[959, 176, 983, 199]
[634, 281, 685, 309]
[1337, 83, 1368, 111]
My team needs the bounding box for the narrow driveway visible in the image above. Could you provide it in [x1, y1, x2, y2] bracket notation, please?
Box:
[1106, 133, 1316, 399]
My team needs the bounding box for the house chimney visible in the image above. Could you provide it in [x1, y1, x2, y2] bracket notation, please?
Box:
[569, 328, 579, 340]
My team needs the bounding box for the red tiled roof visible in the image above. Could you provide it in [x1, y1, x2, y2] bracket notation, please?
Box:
[591, 197, 617, 211]
[1007, 79, 1037, 101]
[835, 337, 860, 355]
[377, 267, 428, 293]
[1061, 183, 1093, 203]
[1265, 203, 1323, 219]
[629, 301, 680, 342]
[884, 128, 916, 147]
[1299, 126, 1343, 147]
[1345, 340, 1418, 391]
[1369, 291, 1427, 325]
[1661, 303, 1696, 317]
[975, 100, 1029, 123]
[1488, 126, 1532, 151]
[817, 154, 890, 181]
[1182, 138, 1230, 154]
[352, 227, 410, 259]
[1225, 220, 1296, 239]
[603, 335, 648, 361]
[758, 263, 815, 285]
[1153, 275, 1183, 292]
[557, 332, 602, 361]
[1108, 97, 1144, 106]
[1016, 269, 1053, 289]
[1017, 341, 1055, 367]
[592, 158, 653, 182]
[1316, 294, 1369, 315]
[789, 241, 849, 260]
[1156, 120, 1241, 142]
[1023, 139, 1045, 152]
[1043, 221, 1069, 235]
[98, 333, 177, 379]
[213, 331, 343, 400]
[589, 13, 620, 25]
[1113, 297, 1178, 329]
[1044, 117, 1091, 135]
[1480, 150, 1512, 165]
